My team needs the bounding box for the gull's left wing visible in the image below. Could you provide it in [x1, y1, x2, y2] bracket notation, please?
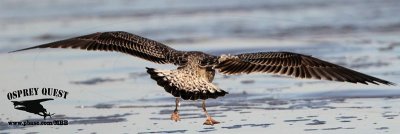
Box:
[215, 52, 394, 85]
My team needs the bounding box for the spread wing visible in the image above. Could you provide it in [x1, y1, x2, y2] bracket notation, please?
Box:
[12, 98, 54, 105]
[215, 52, 395, 85]
[10, 31, 187, 65]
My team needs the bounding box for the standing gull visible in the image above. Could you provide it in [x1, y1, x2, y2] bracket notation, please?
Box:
[10, 31, 395, 125]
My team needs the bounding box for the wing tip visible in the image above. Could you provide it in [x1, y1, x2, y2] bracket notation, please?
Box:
[9, 49, 27, 53]
[9, 46, 40, 53]
[383, 81, 396, 86]
[361, 80, 396, 86]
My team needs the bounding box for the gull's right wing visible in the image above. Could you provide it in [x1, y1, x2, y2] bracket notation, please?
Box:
[10, 31, 188, 65]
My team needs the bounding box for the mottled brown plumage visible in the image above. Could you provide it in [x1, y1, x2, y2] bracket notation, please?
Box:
[146, 52, 226, 100]
[216, 52, 394, 85]
[10, 31, 395, 125]
[10, 31, 188, 65]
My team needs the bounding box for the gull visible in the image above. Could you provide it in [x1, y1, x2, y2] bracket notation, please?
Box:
[10, 31, 395, 125]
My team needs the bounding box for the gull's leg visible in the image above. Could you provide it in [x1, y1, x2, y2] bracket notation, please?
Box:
[202, 100, 220, 125]
[171, 98, 180, 122]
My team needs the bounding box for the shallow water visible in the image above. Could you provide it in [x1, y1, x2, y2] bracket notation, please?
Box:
[1, 0, 400, 133]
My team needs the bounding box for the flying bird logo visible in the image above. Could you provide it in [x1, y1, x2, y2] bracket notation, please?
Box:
[11, 98, 55, 119]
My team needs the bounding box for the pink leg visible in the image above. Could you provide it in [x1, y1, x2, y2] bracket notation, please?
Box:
[202, 100, 220, 125]
[171, 98, 180, 122]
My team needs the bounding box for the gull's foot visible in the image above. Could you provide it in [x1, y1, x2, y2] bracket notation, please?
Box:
[203, 118, 220, 125]
[171, 111, 180, 122]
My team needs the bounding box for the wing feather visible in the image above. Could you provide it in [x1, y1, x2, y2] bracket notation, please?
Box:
[10, 31, 187, 65]
[215, 52, 394, 85]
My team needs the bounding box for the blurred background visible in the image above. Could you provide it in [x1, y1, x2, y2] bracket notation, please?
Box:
[1, 0, 400, 133]
[2, 0, 400, 51]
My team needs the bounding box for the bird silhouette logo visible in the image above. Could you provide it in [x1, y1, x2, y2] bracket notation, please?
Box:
[11, 98, 55, 119]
